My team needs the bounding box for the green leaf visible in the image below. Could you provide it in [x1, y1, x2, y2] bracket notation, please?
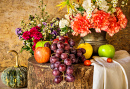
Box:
[77, 6, 85, 12]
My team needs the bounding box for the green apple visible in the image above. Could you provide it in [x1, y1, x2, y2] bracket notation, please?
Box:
[35, 41, 52, 49]
[98, 44, 115, 58]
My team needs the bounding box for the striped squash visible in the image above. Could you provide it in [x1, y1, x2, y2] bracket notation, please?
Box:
[1, 50, 27, 88]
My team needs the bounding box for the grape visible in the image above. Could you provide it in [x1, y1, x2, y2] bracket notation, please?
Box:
[69, 39, 75, 47]
[75, 57, 79, 63]
[61, 53, 68, 60]
[64, 58, 72, 65]
[80, 55, 86, 62]
[50, 63, 55, 69]
[51, 43, 57, 50]
[57, 41, 64, 49]
[54, 61, 61, 68]
[50, 56, 59, 63]
[79, 48, 86, 54]
[64, 50, 70, 54]
[44, 42, 51, 48]
[64, 44, 70, 50]
[76, 49, 82, 57]
[56, 49, 64, 54]
[53, 50, 57, 53]
[54, 76, 63, 84]
[71, 58, 77, 63]
[59, 36, 65, 42]
[70, 48, 76, 54]
[66, 66, 74, 74]
[65, 74, 75, 82]
[55, 53, 61, 58]
[67, 65, 74, 69]
[69, 54, 75, 59]
[59, 64, 66, 72]
[52, 68, 60, 76]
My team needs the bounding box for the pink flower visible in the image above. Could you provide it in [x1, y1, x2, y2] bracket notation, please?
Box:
[33, 39, 41, 44]
[22, 31, 31, 40]
[30, 26, 40, 37]
[107, 15, 120, 36]
[33, 31, 43, 40]
[32, 44, 36, 51]
[71, 13, 91, 37]
[91, 10, 110, 32]
[107, 8, 127, 36]
[116, 7, 127, 29]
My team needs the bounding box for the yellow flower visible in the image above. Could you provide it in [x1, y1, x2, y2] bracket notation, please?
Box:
[57, 0, 74, 13]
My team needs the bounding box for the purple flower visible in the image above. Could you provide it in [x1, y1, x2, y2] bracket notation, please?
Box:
[42, 22, 47, 26]
[57, 28, 61, 31]
[50, 28, 53, 30]
[19, 36, 22, 39]
[15, 28, 22, 35]
[52, 30, 57, 36]
[51, 23, 53, 26]
[56, 17, 60, 21]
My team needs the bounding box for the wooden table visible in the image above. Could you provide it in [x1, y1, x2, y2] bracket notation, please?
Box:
[28, 56, 94, 89]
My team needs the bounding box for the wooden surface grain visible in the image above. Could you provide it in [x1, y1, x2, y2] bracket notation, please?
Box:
[28, 56, 94, 89]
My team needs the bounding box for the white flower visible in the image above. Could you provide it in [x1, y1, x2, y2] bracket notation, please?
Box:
[40, 18, 44, 22]
[87, 12, 92, 19]
[111, 8, 116, 13]
[122, 1, 125, 4]
[30, 21, 34, 23]
[99, 5, 109, 12]
[98, 0, 109, 12]
[65, 14, 70, 21]
[60, 32, 65, 36]
[111, 0, 118, 4]
[48, 30, 51, 33]
[59, 18, 69, 28]
[38, 24, 41, 27]
[42, 33, 46, 39]
[86, 7, 94, 18]
[113, 3, 117, 7]
[82, 0, 92, 11]
[55, 21, 59, 25]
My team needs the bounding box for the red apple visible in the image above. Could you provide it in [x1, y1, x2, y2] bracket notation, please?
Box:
[34, 47, 51, 63]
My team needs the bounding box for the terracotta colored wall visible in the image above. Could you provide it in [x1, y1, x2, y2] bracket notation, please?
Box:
[0, 0, 129, 71]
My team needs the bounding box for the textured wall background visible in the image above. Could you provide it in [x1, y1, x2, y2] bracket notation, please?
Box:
[0, 0, 129, 72]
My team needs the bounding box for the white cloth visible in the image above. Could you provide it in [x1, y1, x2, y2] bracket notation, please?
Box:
[92, 50, 130, 89]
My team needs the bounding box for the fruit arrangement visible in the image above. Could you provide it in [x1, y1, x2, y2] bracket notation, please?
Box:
[34, 36, 87, 84]
[34, 36, 116, 84]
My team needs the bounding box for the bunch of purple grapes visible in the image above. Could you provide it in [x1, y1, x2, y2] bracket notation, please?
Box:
[49, 36, 86, 84]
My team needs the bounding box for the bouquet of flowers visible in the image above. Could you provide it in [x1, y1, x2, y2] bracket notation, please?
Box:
[58, 0, 128, 37]
[16, 1, 61, 55]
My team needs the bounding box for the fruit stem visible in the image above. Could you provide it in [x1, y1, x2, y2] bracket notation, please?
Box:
[7, 50, 19, 67]
[51, 53, 56, 56]
[62, 72, 65, 80]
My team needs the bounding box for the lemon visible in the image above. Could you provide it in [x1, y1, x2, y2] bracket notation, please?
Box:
[77, 43, 93, 59]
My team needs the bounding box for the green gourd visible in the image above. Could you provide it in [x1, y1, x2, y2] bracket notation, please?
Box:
[1, 50, 27, 88]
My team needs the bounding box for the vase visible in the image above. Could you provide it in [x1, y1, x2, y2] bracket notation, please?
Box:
[79, 29, 107, 55]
